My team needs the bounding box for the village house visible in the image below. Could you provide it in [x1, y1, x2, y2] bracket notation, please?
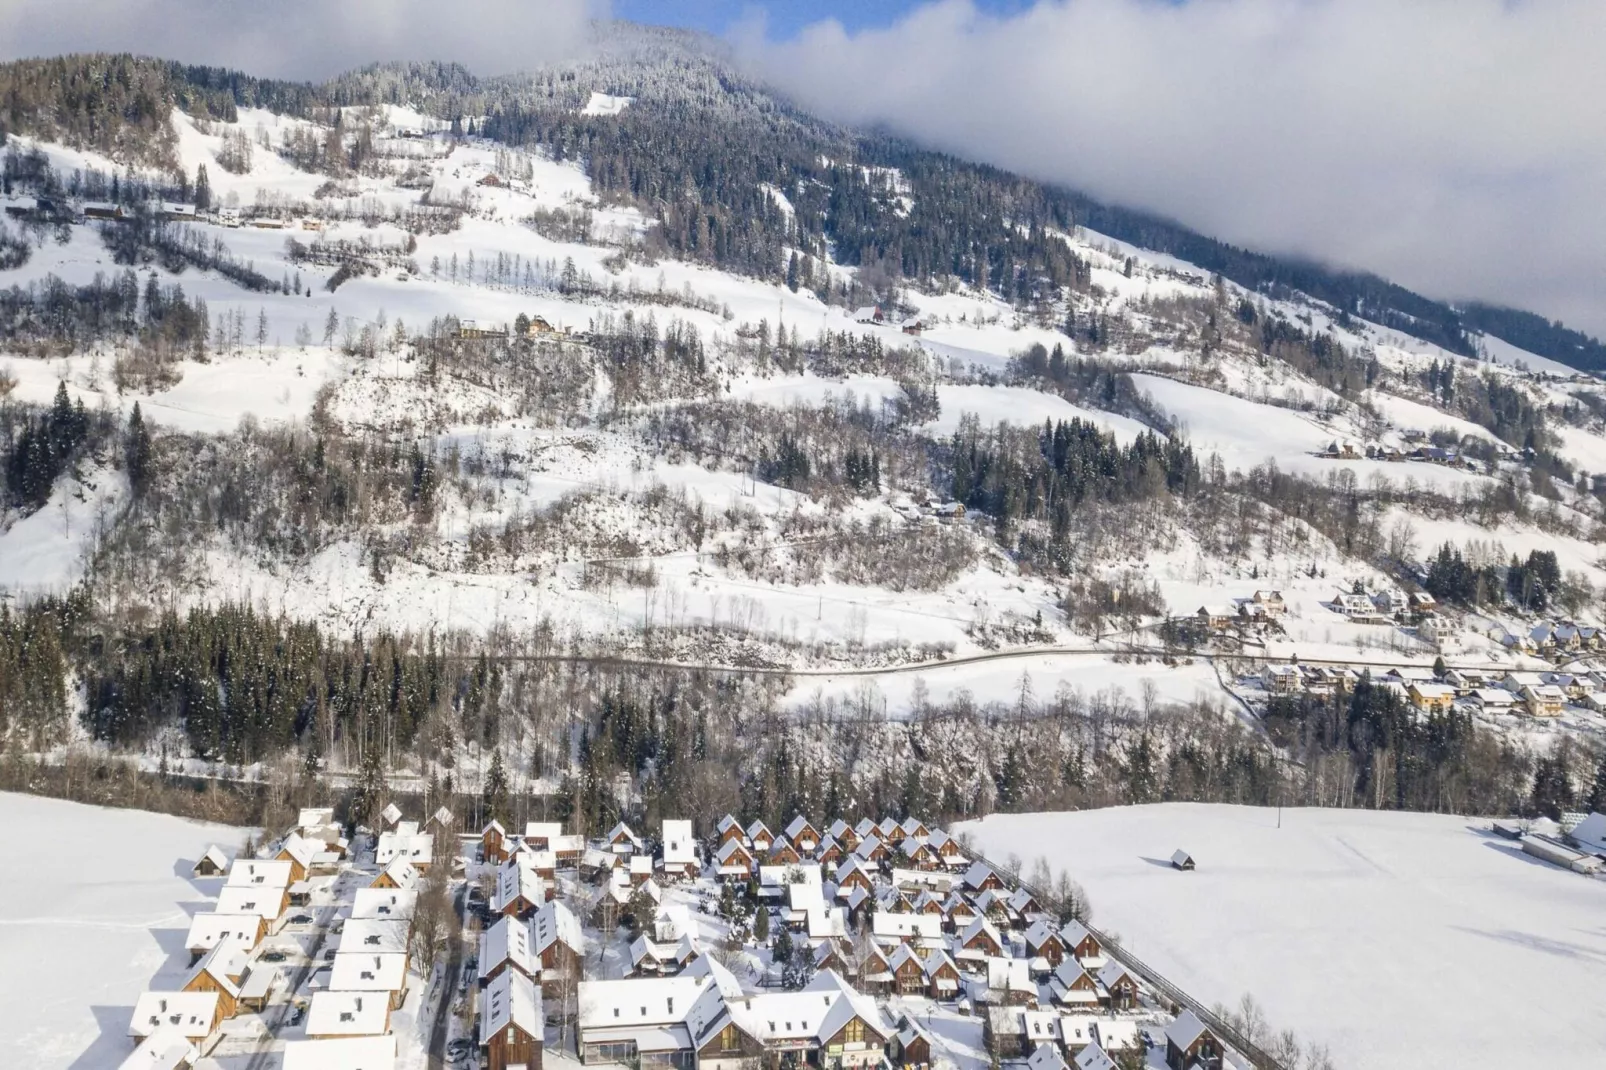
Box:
[1261, 665, 1302, 695]
[305, 991, 392, 1039]
[352, 887, 416, 922]
[1407, 682, 1456, 715]
[745, 820, 775, 853]
[714, 839, 754, 880]
[1194, 605, 1238, 633]
[184, 913, 266, 962]
[480, 915, 541, 988]
[483, 820, 510, 864]
[494, 855, 550, 918]
[715, 815, 744, 847]
[1522, 684, 1567, 717]
[1097, 962, 1141, 1010]
[329, 951, 410, 1010]
[607, 822, 645, 856]
[531, 899, 585, 994]
[128, 993, 222, 1051]
[1024, 920, 1066, 969]
[829, 819, 860, 851]
[662, 819, 699, 880]
[192, 846, 229, 878]
[215, 882, 288, 924]
[1164, 1010, 1227, 1070]
[121, 1024, 198, 1069]
[180, 943, 247, 1020]
[372, 858, 420, 892]
[1251, 590, 1286, 616]
[481, 969, 544, 1070]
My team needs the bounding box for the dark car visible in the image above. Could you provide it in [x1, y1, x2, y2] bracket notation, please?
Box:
[260, 949, 289, 963]
[288, 914, 314, 925]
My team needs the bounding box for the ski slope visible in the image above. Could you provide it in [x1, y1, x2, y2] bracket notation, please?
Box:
[0, 793, 245, 1069]
[960, 804, 1606, 1070]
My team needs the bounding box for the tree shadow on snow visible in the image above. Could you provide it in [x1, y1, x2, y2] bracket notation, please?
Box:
[67, 1005, 130, 1070]
[1450, 923, 1606, 964]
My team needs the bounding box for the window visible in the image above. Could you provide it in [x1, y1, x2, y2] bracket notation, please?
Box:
[843, 1019, 864, 1045]
[721, 1026, 739, 1052]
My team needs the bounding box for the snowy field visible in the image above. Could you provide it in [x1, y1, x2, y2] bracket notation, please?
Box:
[0, 793, 244, 1069]
[960, 804, 1606, 1070]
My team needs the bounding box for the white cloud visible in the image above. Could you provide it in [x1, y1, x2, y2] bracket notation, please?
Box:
[0, 0, 606, 80]
[736, 0, 1606, 337]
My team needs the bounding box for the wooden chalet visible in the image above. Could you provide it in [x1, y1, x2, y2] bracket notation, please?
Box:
[532, 900, 585, 994]
[1025, 920, 1066, 967]
[185, 913, 266, 962]
[963, 861, 1005, 893]
[959, 917, 1004, 958]
[192, 846, 229, 878]
[889, 944, 927, 995]
[714, 839, 754, 879]
[1165, 1010, 1226, 1070]
[483, 820, 510, 864]
[904, 841, 941, 870]
[1097, 962, 1140, 1010]
[745, 819, 774, 852]
[817, 837, 845, 866]
[768, 838, 803, 866]
[605, 822, 644, 855]
[829, 819, 861, 851]
[1061, 920, 1103, 965]
[129, 993, 222, 1051]
[480, 969, 543, 1070]
[715, 815, 744, 846]
[853, 836, 889, 865]
[834, 858, 876, 894]
[892, 1018, 933, 1068]
[784, 816, 821, 852]
[1170, 850, 1196, 872]
[181, 943, 247, 1020]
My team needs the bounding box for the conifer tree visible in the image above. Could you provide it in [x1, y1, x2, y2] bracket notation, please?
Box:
[124, 403, 152, 499]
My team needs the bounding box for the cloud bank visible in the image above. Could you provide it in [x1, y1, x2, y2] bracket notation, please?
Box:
[737, 0, 1606, 337]
[0, 0, 604, 81]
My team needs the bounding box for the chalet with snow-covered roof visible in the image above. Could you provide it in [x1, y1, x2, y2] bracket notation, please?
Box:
[352, 888, 416, 922]
[129, 993, 222, 1050]
[1096, 962, 1140, 1010]
[828, 819, 859, 850]
[853, 836, 889, 865]
[716, 815, 744, 846]
[181, 942, 247, 1020]
[852, 306, 884, 324]
[306, 991, 391, 1039]
[1164, 1010, 1226, 1070]
[1523, 684, 1567, 717]
[483, 820, 510, 863]
[959, 916, 1004, 958]
[784, 816, 820, 852]
[379, 803, 403, 831]
[340, 919, 410, 959]
[745, 820, 774, 852]
[120, 1024, 198, 1070]
[494, 855, 548, 918]
[481, 968, 543, 1070]
[927, 829, 966, 867]
[767, 838, 803, 866]
[817, 837, 844, 866]
[276, 832, 318, 883]
[903, 840, 941, 869]
[532, 899, 585, 992]
[1170, 850, 1195, 871]
[479, 914, 540, 988]
[329, 950, 410, 1009]
[661, 819, 698, 879]
[888, 943, 928, 995]
[963, 861, 1005, 893]
[984, 956, 1036, 1006]
[891, 1018, 933, 1068]
[192, 846, 229, 878]
[185, 913, 266, 962]
[372, 858, 420, 892]
[877, 817, 904, 845]
[1050, 960, 1100, 1009]
[215, 882, 288, 923]
[1025, 919, 1066, 967]
[606, 822, 645, 855]
[713, 839, 753, 879]
[1071, 1041, 1115, 1070]
[1028, 1042, 1070, 1070]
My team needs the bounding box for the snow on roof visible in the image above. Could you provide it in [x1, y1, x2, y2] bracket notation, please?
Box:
[524, 821, 563, 842]
[185, 912, 261, 952]
[1058, 1015, 1098, 1047]
[494, 855, 545, 911]
[960, 916, 1003, 947]
[1096, 960, 1135, 989]
[746, 819, 773, 840]
[374, 830, 433, 869]
[428, 806, 454, 828]
[215, 884, 285, 920]
[380, 803, 403, 825]
[282, 1034, 397, 1070]
[873, 912, 943, 941]
[607, 822, 645, 849]
[828, 819, 854, 840]
[306, 991, 390, 1036]
[480, 967, 543, 1045]
[533, 898, 584, 956]
[1092, 1020, 1139, 1050]
[187, 941, 247, 997]
[962, 861, 1000, 889]
[1027, 1042, 1071, 1070]
[1071, 1041, 1115, 1070]
[1165, 1009, 1211, 1050]
[340, 919, 412, 956]
[1171, 849, 1193, 865]
[298, 807, 335, 829]
[762, 862, 822, 888]
[329, 950, 409, 993]
[118, 1024, 197, 1069]
[129, 992, 219, 1040]
[480, 914, 539, 982]
[662, 819, 696, 865]
[196, 845, 229, 872]
[715, 839, 751, 866]
[226, 859, 293, 889]
[1471, 688, 1515, 705]
[986, 956, 1033, 995]
[785, 815, 816, 840]
[716, 815, 741, 834]
[1569, 812, 1606, 852]
[578, 974, 712, 1030]
[239, 963, 279, 1002]
[351, 888, 416, 920]
[279, 832, 318, 869]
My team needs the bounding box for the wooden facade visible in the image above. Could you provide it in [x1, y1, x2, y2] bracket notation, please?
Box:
[486, 1021, 542, 1070]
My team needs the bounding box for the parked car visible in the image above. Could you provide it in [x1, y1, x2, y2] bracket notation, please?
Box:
[260, 949, 289, 963]
[288, 914, 314, 925]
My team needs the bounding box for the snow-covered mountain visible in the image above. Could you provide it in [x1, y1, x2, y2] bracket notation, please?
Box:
[1, 32, 1604, 816]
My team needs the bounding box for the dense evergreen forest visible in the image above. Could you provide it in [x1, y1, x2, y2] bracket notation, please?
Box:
[0, 37, 1601, 371]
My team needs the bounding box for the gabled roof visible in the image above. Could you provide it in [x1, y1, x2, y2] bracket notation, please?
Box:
[493, 855, 545, 912]
[129, 992, 219, 1041]
[960, 916, 1003, 948]
[784, 815, 817, 840]
[196, 845, 229, 872]
[351, 888, 416, 921]
[828, 819, 854, 840]
[186, 941, 248, 997]
[524, 821, 563, 841]
[1165, 1009, 1212, 1050]
[1027, 1042, 1070, 1070]
[715, 839, 752, 866]
[985, 956, 1032, 995]
[746, 819, 773, 840]
[533, 899, 584, 956]
[329, 951, 409, 992]
[663, 819, 697, 866]
[480, 968, 543, 1045]
[226, 859, 293, 889]
[428, 806, 455, 828]
[215, 884, 285, 920]
[279, 832, 318, 870]
[479, 916, 536, 980]
[962, 861, 1000, 889]
[1024, 919, 1061, 949]
[1059, 919, 1095, 948]
[185, 912, 262, 952]
[1072, 1041, 1116, 1070]
[306, 991, 389, 1037]
[1097, 960, 1137, 989]
[380, 803, 403, 825]
[375, 857, 420, 891]
[716, 814, 741, 834]
[118, 1024, 198, 1069]
[607, 822, 645, 849]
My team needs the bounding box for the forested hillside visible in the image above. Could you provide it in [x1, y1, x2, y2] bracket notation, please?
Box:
[0, 31, 1600, 370]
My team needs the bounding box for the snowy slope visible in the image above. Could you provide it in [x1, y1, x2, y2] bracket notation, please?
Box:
[961, 804, 1606, 1070]
[0, 793, 245, 1068]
